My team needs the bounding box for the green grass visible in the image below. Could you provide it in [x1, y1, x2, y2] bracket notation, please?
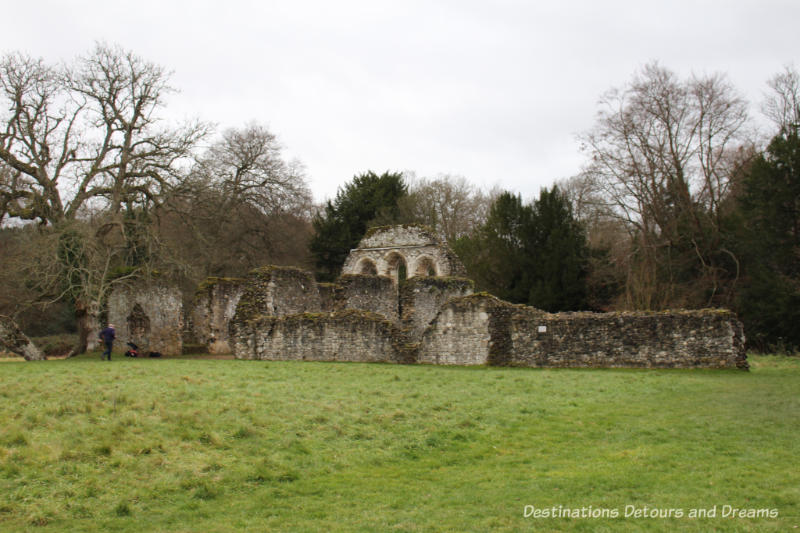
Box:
[0, 354, 798, 531]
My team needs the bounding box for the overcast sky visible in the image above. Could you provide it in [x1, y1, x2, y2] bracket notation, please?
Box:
[4, 1, 799, 202]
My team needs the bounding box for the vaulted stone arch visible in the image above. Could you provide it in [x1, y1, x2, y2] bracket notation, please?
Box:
[340, 225, 467, 279]
[357, 258, 378, 275]
[414, 256, 438, 277]
[385, 252, 408, 284]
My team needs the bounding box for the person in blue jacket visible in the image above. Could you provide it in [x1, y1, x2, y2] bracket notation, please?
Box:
[98, 324, 116, 361]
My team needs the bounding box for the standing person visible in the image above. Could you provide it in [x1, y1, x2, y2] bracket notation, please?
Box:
[99, 323, 116, 361]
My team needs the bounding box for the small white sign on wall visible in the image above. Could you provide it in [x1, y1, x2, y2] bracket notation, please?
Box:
[537, 325, 547, 333]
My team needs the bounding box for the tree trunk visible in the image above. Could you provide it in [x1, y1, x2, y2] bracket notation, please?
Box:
[69, 301, 99, 357]
[0, 315, 45, 361]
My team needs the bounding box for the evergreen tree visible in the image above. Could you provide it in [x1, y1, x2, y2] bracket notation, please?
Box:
[455, 186, 589, 311]
[528, 187, 590, 311]
[310, 171, 407, 281]
[736, 130, 800, 351]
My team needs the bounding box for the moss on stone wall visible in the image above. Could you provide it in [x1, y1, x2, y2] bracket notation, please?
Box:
[363, 224, 439, 242]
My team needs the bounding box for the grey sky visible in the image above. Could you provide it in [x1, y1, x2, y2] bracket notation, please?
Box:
[4, 1, 798, 202]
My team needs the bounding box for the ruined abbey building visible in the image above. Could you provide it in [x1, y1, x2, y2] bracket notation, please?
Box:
[108, 225, 747, 369]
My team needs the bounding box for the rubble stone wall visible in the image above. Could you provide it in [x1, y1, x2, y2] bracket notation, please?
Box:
[418, 294, 747, 369]
[192, 277, 245, 354]
[108, 281, 183, 355]
[232, 310, 410, 363]
[507, 308, 748, 369]
[400, 277, 474, 338]
[337, 274, 398, 321]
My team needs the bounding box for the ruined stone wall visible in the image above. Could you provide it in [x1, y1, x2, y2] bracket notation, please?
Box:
[342, 225, 467, 280]
[417, 294, 747, 369]
[108, 281, 183, 355]
[232, 310, 411, 363]
[507, 308, 748, 369]
[400, 277, 474, 338]
[191, 277, 245, 354]
[232, 266, 321, 323]
[318, 283, 341, 312]
[337, 274, 397, 321]
[418, 294, 509, 365]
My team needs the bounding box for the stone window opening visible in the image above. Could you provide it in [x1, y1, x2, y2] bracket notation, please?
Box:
[127, 303, 151, 343]
[415, 257, 438, 277]
[358, 258, 378, 276]
[385, 252, 408, 285]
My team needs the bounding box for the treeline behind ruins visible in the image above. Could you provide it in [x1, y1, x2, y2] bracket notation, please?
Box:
[0, 45, 798, 353]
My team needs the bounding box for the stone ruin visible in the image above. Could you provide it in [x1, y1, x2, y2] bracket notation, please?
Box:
[107, 281, 183, 356]
[108, 224, 748, 369]
[342, 225, 467, 280]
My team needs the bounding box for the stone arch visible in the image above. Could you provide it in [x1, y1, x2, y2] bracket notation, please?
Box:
[385, 252, 408, 284]
[357, 258, 378, 276]
[127, 303, 151, 344]
[414, 256, 438, 277]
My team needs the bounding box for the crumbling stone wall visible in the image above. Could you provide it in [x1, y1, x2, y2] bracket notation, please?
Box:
[192, 277, 245, 354]
[418, 294, 747, 369]
[232, 266, 321, 323]
[507, 308, 748, 369]
[418, 294, 510, 365]
[232, 310, 412, 363]
[108, 281, 183, 355]
[318, 282, 341, 312]
[342, 225, 467, 282]
[229, 266, 322, 344]
[337, 274, 397, 321]
[400, 277, 474, 338]
[304, 275, 398, 321]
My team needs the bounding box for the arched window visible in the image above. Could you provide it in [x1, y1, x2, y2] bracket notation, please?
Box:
[357, 258, 378, 275]
[385, 252, 408, 284]
[415, 257, 438, 277]
[127, 303, 151, 342]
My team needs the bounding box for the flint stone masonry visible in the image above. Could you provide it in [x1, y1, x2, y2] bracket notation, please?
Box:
[232, 310, 411, 363]
[418, 294, 748, 369]
[108, 282, 183, 355]
[507, 308, 748, 369]
[192, 277, 245, 354]
[337, 274, 398, 321]
[318, 283, 341, 312]
[342, 225, 467, 283]
[214, 225, 749, 369]
[232, 266, 321, 323]
[400, 277, 474, 339]
[418, 294, 512, 365]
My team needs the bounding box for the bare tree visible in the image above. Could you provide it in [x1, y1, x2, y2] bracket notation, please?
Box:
[401, 174, 492, 242]
[161, 123, 313, 280]
[580, 63, 751, 309]
[0, 44, 208, 353]
[763, 65, 800, 134]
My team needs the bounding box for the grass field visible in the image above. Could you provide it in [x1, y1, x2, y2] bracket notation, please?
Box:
[1, 353, 798, 532]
